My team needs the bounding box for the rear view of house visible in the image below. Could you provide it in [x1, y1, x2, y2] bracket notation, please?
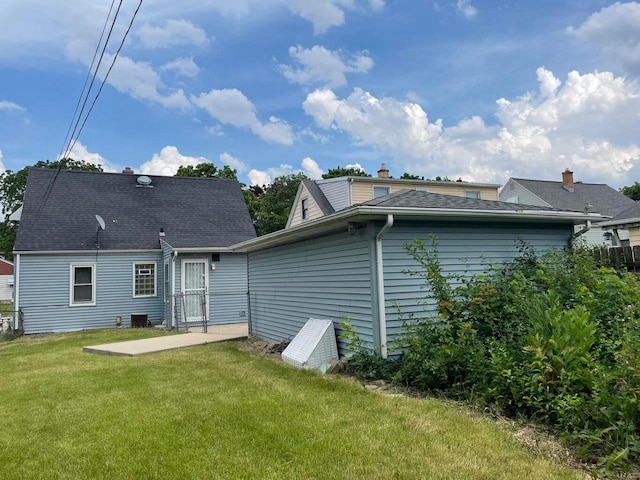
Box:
[13, 168, 256, 333]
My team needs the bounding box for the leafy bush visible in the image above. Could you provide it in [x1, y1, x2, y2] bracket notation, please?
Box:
[353, 238, 640, 474]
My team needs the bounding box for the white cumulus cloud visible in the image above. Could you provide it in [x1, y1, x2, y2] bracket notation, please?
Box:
[247, 157, 324, 185]
[0, 150, 5, 174]
[456, 0, 478, 19]
[568, 1, 640, 75]
[0, 100, 26, 112]
[160, 57, 200, 78]
[138, 19, 210, 49]
[61, 141, 118, 172]
[303, 67, 640, 185]
[191, 89, 294, 145]
[302, 157, 324, 179]
[280, 45, 374, 87]
[139, 146, 209, 176]
[220, 152, 248, 172]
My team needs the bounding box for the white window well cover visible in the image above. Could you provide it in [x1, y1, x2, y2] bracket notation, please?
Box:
[281, 319, 339, 370]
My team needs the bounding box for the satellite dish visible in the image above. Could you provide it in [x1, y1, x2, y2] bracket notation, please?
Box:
[95, 214, 106, 231]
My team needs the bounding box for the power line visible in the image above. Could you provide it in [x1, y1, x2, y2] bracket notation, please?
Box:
[57, 0, 118, 162]
[61, 0, 125, 160]
[64, 0, 144, 161]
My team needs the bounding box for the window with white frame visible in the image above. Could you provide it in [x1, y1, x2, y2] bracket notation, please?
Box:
[301, 198, 309, 220]
[134, 263, 156, 297]
[373, 186, 390, 198]
[465, 190, 481, 199]
[70, 264, 95, 306]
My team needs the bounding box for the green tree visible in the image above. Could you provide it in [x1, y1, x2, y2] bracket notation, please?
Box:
[0, 158, 103, 259]
[175, 162, 239, 180]
[400, 173, 424, 180]
[621, 182, 640, 201]
[322, 166, 371, 179]
[249, 173, 308, 235]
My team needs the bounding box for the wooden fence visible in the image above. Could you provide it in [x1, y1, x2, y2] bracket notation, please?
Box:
[595, 246, 640, 271]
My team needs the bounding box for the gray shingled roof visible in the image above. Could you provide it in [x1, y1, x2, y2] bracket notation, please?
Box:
[513, 178, 634, 215]
[15, 169, 256, 251]
[607, 202, 640, 222]
[301, 180, 334, 215]
[361, 189, 575, 212]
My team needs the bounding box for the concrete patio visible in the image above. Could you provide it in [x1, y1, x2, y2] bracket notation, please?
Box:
[83, 322, 248, 357]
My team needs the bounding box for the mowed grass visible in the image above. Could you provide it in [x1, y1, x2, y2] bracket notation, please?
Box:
[0, 330, 579, 480]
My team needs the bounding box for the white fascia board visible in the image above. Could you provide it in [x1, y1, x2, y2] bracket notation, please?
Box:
[597, 217, 640, 229]
[232, 206, 604, 252]
[171, 247, 232, 253]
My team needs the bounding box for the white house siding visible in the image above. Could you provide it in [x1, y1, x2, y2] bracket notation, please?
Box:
[247, 227, 374, 353]
[173, 252, 248, 325]
[381, 221, 573, 349]
[18, 251, 164, 333]
[0, 275, 13, 302]
[499, 180, 550, 206]
[317, 179, 350, 212]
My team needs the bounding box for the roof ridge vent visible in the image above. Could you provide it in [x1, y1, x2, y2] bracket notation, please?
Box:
[136, 175, 153, 187]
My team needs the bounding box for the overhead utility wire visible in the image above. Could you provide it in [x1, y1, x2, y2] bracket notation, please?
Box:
[61, 0, 125, 160]
[64, 0, 144, 161]
[57, 0, 118, 162]
[40, 0, 144, 212]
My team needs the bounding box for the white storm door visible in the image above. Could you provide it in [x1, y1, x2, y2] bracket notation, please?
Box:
[181, 259, 208, 323]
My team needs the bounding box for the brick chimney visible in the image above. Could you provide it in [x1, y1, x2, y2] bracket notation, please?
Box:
[377, 163, 390, 178]
[122, 167, 134, 174]
[562, 168, 574, 191]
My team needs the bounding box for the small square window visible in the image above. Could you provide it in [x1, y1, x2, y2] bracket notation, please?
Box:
[134, 263, 156, 297]
[465, 190, 481, 199]
[373, 186, 390, 198]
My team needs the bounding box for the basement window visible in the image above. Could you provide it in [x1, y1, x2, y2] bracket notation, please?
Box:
[70, 264, 96, 306]
[134, 263, 156, 297]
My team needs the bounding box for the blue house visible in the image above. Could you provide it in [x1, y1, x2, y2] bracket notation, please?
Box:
[13, 169, 256, 333]
[233, 190, 605, 358]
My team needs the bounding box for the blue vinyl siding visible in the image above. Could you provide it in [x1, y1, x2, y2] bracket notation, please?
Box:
[19, 251, 164, 333]
[173, 252, 248, 325]
[248, 228, 373, 354]
[381, 221, 573, 348]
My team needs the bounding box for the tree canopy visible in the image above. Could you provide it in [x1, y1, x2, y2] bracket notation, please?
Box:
[245, 173, 308, 236]
[400, 173, 424, 180]
[0, 158, 103, 259]
[621, 182, 640, 201]
[322, 166, 371, 179]
[175, 162, 239, 181]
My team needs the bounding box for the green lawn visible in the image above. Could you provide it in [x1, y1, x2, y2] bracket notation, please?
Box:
[0, 330, 580, 479]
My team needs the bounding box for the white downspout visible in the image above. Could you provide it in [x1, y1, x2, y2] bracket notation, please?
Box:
[376, 214, 394, 359]
[13, 253, 20, 333]
[171, 250, 177, 328]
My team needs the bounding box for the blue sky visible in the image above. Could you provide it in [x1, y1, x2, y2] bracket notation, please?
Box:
[1, 0, 639, 187]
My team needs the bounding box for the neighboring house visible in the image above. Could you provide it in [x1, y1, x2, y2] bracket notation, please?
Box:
[597, 202, 640, 247]
[233, 189, 603, 358]
[500, 169, 635, 246]
[0, 258, 14, 302]
[287, 163, 501, 228]
[14, 168, 256, 334]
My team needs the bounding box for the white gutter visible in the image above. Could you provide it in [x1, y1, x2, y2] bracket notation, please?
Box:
[13, 253, 19, 333]
[171, 250, 177, 327]
[231, 205, 605, 253]
[376, 215, 394, 359]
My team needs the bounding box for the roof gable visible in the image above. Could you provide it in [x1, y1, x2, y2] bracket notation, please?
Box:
[15, 169, 256, 252]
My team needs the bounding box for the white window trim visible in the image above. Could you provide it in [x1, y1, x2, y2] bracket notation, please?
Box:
[372, 185, 391, 198]
[465, 190, 481, 199]
[133, 262, 157, 298]
[69, 263, 96, 307]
